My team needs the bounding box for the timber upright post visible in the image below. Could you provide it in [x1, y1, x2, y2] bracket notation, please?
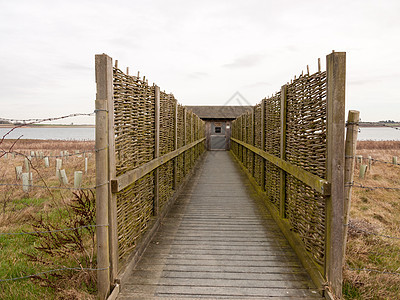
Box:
[95, 54, 112, 299]
[252, 107, 256, 177]
[280, 85, 287, 218]
[342, 110, 360, 262]
[154, 86, 160, 216]
[173, 98, 178, 190]
[260, 99, 266, 191]
[325, 51, 346, 299]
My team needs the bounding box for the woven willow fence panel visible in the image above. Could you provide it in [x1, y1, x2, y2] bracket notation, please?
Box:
[285, 71, 327, 264]
[265, 93, 281, 210]
[112, 67, 205, 262]
[231, 70, 328, 266]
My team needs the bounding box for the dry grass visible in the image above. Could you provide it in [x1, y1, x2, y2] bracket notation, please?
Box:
[0, 139, 96, 299]
[343, 142, 400, 299]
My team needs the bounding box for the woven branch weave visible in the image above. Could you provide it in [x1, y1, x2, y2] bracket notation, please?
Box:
[231, 70, 327, 266]
[113, 67, 205, 262]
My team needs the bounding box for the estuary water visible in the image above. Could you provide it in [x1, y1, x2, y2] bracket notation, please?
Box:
[0, 127, 95, 141]
[0, 126, 399, 141]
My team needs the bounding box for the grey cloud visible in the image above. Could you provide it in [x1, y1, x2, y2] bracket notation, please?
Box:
[243, 81, 271, 88]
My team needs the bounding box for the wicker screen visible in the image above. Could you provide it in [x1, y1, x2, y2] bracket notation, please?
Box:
[231, 69, 328, 266]
[112, 67, 205, 262]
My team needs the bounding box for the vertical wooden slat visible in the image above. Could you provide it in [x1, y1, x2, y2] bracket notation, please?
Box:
[280, 85, 287, 218]
[107, 60, 118, 287]
[183, 108, 187, 175]
[325, 51, 346, 298]
[342, 110, 360, 262]
[252, 107, 256, 177]
[173, 98, 178, 190]
[260, 99, 266, 191]
[154, 86, 160, 216]
[95, 54, 111, 299]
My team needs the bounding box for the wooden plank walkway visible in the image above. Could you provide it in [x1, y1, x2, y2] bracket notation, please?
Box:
[117, 151, 322, 299]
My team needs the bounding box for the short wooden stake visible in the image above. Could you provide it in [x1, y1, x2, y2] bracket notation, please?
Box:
[74, 171, 83, 188]
[393, 156, 398, 165]
[15, 166, 23, 180]
[29, 172, 33, 186]
[368, 156, 372, 170]
[22, 173, 30, 192]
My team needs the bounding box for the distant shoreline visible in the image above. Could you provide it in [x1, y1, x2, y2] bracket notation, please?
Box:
[359, 122, 400, 128]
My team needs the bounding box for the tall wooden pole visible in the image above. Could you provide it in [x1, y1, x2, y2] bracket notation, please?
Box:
[173, 98, 178, 190]
[154, 86, 160, 216]
[325, 51, 346, 299]
[342, 110, 360, 262]
[260, 99, 266, 191]
[280, 85, 288, 219]
[95, 54, 111, 299]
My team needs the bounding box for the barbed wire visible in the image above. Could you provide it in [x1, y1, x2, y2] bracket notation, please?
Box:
[0, 224, 108, 236]
[0, 266, 109, 282]
[346, 222, 400, 240]
[0, 181, 108, 191]
[348, 182, 400, 191]
[0, 148, 99, 158]
[0, 112, 95, 124]
[346, 156, 400, 167]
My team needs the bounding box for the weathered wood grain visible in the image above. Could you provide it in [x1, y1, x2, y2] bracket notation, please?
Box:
[117, 152, 321, 299]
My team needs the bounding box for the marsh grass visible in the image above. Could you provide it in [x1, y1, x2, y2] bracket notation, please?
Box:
[0, 139, 96, 299]
[343, 141, 400, 299]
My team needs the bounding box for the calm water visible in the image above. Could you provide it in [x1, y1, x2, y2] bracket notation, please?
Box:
[0, 126, 398, 141]
[0, 127, 95, 141]
[358, 127, 400, 141]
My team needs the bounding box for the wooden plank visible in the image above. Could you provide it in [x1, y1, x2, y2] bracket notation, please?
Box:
[154, 85, 160, 216]
[111, 138, 205, 192]
[279, 85, 287, 218]
[325, 51, 346, 299]
[122, 285, 320, 298]
[231, 138, 330, 195]
[94, 53, 111, 299]
[230, 150, 326, 295]
[107, 58, 118, 285]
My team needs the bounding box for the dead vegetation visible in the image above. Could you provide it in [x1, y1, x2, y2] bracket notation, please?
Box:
[0, 139, 96, 299]
[343, 141, 400, 299]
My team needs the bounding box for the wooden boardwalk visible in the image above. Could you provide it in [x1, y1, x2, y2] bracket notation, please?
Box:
[117, 151, 322, 299]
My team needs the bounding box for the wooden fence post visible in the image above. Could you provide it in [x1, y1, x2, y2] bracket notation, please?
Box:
[183, 108, 187, 175]
[95, 53, 111, 299]
[154, 86, 160, 216]
[252, 107, 256, 177]
[173, 98, 178, 190]
[280, 85, 288, 219]
[260, 99, 266, 191]
[325, 51, 346, 299]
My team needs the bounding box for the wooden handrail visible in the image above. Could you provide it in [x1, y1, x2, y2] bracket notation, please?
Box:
[231, 137, 331, 195]
[111, 138, 205, 193]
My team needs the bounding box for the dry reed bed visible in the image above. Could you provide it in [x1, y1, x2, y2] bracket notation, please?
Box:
[344, 140, 400, 299]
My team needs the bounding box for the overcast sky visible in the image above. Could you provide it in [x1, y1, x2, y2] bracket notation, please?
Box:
[1, 0, 399, 124]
